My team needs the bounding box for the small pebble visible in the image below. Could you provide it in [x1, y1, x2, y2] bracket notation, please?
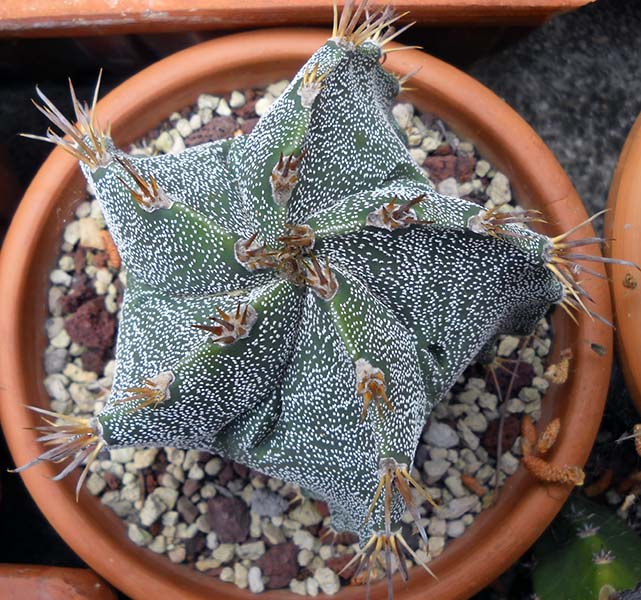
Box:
[229, 90, 246, 108]
[424, 422, 459, 448]
[255, 96, 275, 116]
[216, 98, 232, 116]
[247, 566, 265, 594]
[314, 567, 340, 596]
[128, 524, 152, 547]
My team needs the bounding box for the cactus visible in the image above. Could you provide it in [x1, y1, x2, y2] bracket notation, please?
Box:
[17, 0, 633, 593]
[532, 495, 641, 600]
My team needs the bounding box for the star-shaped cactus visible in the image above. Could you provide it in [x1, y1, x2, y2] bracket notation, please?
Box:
[19, 0, 632, 593]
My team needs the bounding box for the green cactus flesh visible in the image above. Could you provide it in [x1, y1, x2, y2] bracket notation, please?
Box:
[533, 495, 641, 600]
[87, 35, 562, 540]
[24, 2, 620, 586]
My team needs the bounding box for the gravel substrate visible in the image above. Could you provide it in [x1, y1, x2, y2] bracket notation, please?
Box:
[43, 81, 553, 595]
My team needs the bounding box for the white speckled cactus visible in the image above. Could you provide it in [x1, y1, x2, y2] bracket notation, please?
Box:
[18, 0, 630, 592]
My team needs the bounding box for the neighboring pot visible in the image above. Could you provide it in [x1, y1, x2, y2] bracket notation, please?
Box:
[605, 113, 641, 416]
[0, 1, 595, 36]
[0, 564, 116, 600]
[0, 29, 612, 600]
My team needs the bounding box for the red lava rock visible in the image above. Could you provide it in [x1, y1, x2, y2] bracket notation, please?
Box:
[240, 117, 259, 135]
[64, 297, 115, 350]
[145, 472, 158, 495]
[434, 144, 453, 156]
[482, 415, 521, 458]
[148, 522, 162, 537]
[455, 155, 476, 182]
[103, 471, 120, 490]
[81, 350, 105, 375]
[423, 155, 456, 182]
[60, 274, 95, 314]
[256, 543, 299, 589]
[73, 248, 86, 274]
[90, 251, 109, 269]
[236, 99, 257, 119]
[184, 116, 237, 146]
[207, 496, 250, 543]
[334, 531, 359, 546]
[326, 555, 357, 581]
[315, 500, 330, 517]
[217, 462, 236, 485]
[232, 462, 248, 479]
[185, 533, 206, 559]
[486, 361, 535, 398]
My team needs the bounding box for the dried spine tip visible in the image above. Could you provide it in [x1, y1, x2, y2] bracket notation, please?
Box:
[365, 457, 437, 549]
[277, 223, 315, 251]
[115, 370, 175, 411]
[332, 0, 414, 54]
[298, 63, 327, 108]
[303, 252, 338, 300]
[635, 424, 641, 457]
[115, 156, 174, 212]
[11, 406, 104, 500]
[192, 303, 257, 346]
[341, 528, 436, 598]
[366, 195, 429, 231]
[234, 232, 279, 272]
[270, 150, 306, 207]
[355, 358, 393, 421]
[23, 71, 111, 170]
[544, 209, 639, 326]
[467, 207, 545, 238]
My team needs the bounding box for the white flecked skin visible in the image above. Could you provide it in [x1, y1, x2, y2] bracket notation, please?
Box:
[84, 37, 563, 541]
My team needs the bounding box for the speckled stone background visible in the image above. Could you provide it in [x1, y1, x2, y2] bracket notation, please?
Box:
[1, 0, 640, 598]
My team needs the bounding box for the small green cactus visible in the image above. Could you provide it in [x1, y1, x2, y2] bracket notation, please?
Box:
[18, 0, 630, 592]
[532, 495, 641, 600]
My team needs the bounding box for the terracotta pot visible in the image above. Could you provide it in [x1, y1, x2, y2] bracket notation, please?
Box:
[0, 29, 612, 600]
[0, 564, 116, 600]
[0, 1, 594, 36]
[605, 113, 641, 416]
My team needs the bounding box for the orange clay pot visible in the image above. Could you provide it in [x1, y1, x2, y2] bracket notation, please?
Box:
[0, 29, 612, 600]
[0, 1, 594, 36]
[605, 113, 641, 416]
[0, 564, 116, 600]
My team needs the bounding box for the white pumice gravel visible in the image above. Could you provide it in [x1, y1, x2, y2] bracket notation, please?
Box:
[42, 84, 553, 595]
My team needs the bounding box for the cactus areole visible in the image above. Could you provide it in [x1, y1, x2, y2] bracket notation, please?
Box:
[17, 1, 625, 592]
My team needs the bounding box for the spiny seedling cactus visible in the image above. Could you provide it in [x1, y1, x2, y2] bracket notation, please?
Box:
[532, 495, 641, 600]
[16, 0, 635, 594]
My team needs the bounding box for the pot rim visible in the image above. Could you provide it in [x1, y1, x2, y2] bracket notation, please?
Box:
[605, 112, 641, 416]
[0, 28, 612, 600]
